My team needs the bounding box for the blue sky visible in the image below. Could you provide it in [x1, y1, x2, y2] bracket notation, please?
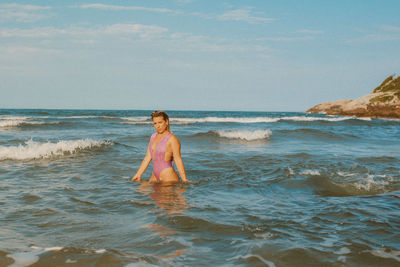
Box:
[1, 0, 399, 111]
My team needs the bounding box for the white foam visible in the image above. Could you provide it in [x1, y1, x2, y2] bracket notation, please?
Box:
[7, 246, 64, 267]
[300, 169, 321, 176]
[172, 117, 280, 124]
[56, 115, 101, 119]
[0, 116, 29, 120]
[121, 116, 280, 124]
[0, 116, 60, 128]
[334, 173, 394, 194]
[281, 116, 371, 122]
[215, 129, 272, 141]
[353, 174, 392, 191]
[120, 116, 152, 124]
[95, 249, 106, 254]
[121, 116, 149, 122]
[335, 247, 351, 255]
[171, 115, 371, 124]
[368, 248, 400, 262]
[8, 252, 39, 267]
[0, 116, 29, 127]
[254, 232, 274, 239]
[113, 115, 374, 125]
[0, 139, 112, 160]
[44, 247, 63, 251]
[381, 118, 400, 122]
[337, 171, 357, 177]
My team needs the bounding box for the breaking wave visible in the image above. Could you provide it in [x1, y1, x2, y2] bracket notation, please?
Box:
[0, 116, 30, 127]
[280, 116, 372, 122]
[306, 172, 398, 196]
[171, 116, 371, 124]
[118, 115, 374, 125]
[0, 139, 112, 161]
[172, 117, 279, 124]
[120, 116, 152, 125]
[0, 116, 62, 128]
[214, 129, 272, 141]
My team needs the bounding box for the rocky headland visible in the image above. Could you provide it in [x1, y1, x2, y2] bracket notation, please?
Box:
[307, 75, 400, 119]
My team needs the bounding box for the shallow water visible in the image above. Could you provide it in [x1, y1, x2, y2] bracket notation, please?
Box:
[0, 109, 399, 266]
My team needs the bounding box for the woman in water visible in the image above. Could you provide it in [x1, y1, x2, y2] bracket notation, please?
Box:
[131, 111, 189, 184]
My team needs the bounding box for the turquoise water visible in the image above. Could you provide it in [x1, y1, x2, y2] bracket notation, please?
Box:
[0, 109, 399, 266]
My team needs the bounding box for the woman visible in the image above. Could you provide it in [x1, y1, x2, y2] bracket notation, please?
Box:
[131, 111, 189, 184]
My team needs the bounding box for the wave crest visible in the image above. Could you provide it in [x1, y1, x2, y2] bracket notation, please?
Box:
[308, 173, 397, 196]
[173, 117, 279, 124]
[281, 116, 372, 122]
[0, 116, 62, 128]
[0, 139, 112, 160]
[0, 116, 29, 127]
[215, 129, 272, 141]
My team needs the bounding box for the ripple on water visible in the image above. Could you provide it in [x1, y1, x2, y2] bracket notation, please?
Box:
[20, 194, 42, 203]
[8, 208, 59, 220]
[70, 197, 96, 206]
[356, 156, 399, 163]
[158, 215, 246, 238]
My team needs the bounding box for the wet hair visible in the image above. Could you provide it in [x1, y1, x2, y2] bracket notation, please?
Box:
[151, 110, 170, 131]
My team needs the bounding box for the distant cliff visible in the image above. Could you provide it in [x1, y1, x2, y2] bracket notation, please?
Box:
[307, 75, 400, 119]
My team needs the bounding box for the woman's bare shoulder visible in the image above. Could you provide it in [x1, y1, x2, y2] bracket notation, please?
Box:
[168, 133, 180, 144]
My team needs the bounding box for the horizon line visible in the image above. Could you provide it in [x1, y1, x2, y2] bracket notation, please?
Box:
[0, 107, 305, 113]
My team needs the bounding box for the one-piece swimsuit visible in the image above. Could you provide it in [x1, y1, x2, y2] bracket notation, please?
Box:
[149, 132, 173, 181]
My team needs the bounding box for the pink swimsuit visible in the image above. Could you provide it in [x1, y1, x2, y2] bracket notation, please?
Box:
[149, 132, 173, 181]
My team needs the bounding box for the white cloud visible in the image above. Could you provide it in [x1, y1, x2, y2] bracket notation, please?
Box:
[346, 33, 400, 43]
[1, 27, 65, 38]
[0, 24, 271, 58]
[79, 3, 176, 14]
[0, 3, 51, 22]
[187, 11, 214, 20]
[104, 24, 168, 39]
[166, 33, 272, 54]
[255, 29, 324, 43]
[0, 24, 168, 40]
[296, 29, 324, 35]
[345, 24, 400, 43]
[0, 45, 60, 55]
[257, 36, 315, 42]
[379, 25, 400, 32]
[218, 8, 274, 24]
[0, 3, 51, 11]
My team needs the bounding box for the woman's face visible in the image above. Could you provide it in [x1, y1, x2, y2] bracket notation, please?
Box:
[152, 116, 169, 134]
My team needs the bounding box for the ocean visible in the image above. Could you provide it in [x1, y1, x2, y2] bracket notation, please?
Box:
[0, 109, 399, 266]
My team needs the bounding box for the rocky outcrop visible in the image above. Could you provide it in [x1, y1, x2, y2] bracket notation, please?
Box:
[307, 75, 400, 119]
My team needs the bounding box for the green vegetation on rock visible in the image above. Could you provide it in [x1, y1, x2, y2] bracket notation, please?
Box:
[370, 94, 394, 103]
[373, 74, 400, 93]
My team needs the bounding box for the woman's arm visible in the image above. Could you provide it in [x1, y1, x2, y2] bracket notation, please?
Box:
[170, 135, 189, 183]
[131, 148, 152, 182]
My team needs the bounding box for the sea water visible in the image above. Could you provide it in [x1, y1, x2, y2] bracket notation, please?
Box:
[0, 109, 399, 266]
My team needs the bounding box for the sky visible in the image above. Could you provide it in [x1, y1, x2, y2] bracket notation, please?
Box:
[1, 0, 399, 111]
